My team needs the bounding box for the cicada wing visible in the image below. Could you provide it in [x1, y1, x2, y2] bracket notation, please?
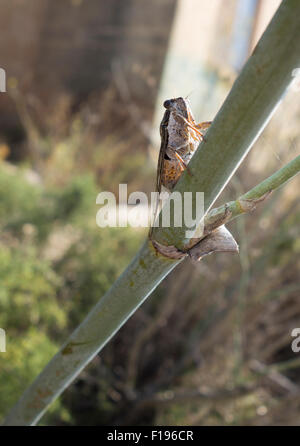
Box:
[150, 110, 170, 236]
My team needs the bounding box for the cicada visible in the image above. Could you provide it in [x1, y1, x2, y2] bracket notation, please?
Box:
[157, 97, 211, 192]
[150, 97, 211, 233]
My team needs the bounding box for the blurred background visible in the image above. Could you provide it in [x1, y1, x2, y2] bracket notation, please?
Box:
[0, 0, 299, 426]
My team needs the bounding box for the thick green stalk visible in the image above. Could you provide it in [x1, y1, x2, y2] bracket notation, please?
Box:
[3, 0, 300, 426]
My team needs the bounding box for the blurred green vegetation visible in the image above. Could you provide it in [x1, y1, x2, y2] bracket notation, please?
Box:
[0, 159, 144, 423]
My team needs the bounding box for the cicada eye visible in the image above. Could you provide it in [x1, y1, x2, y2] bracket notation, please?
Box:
[163, 99, 172, 109]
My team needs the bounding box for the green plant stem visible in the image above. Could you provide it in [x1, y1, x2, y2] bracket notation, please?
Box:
[201, 154, 300, 235]
[3, 0, 300, 426]
[241, 155, 300, 202]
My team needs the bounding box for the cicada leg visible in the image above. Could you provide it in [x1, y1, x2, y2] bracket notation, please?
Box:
[185, 120, 204, 139]
[184, 120, 211, 141]
[196, 121, 212, 131]
[192, 120, 212, 142]
[174, 152, 192, 176]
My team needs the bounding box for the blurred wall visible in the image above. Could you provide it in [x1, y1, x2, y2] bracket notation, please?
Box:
[0, 0, 177, 148]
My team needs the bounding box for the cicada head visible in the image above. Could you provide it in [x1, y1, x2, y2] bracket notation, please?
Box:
[163, 97, 194, 122]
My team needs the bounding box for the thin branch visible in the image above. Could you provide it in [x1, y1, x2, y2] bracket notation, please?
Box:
[200, 154, 300, 239]
[116, 386, 255, 425]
